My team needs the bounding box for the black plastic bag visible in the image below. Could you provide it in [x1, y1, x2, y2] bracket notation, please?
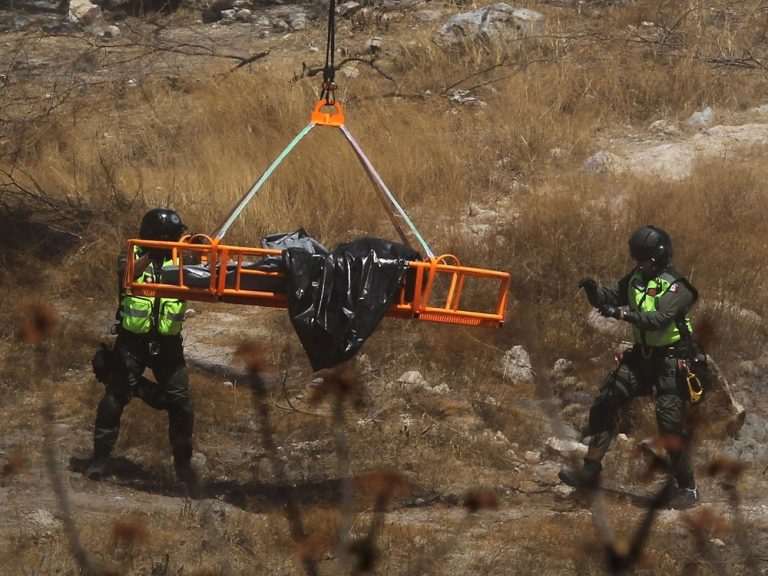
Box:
[283, 237, 421, 371]
[260, 228, 328, 266]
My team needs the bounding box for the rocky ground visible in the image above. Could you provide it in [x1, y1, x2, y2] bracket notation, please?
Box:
[2, 291, 767, 574]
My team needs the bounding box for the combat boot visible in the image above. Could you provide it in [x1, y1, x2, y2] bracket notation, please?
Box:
[86, 453, 110, 481]
[668, 486, 699, 510]
[174, 456, 201, 496]
[558, 459, 602, 489]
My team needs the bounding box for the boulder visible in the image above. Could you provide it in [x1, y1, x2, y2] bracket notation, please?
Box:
[433, 4, 545, 49]
[581, 150, 628, 175]
[397, 370, 427, 388]
[694, 357, 746, 439]
[686, 106, 715, 128]
[497, 345, 534, 383]
[545, 436, 588, 458]
[68, 0, 101, 25]
[725, 414, 768, 465]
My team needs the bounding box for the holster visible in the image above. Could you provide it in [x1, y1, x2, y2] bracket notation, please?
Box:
[91, 343, 115, 384]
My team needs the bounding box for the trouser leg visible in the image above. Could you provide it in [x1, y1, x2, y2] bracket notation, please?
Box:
[93, 345, 144, 457]
[170, 410, 194, 464]
[151, 357, 194, 464]
[135, 336, 197, 489]
[586, 433, 612, 462]
[656, 391, 695, 488]
[158, 363, 196, 489]
[559, 361, 640, 488]
[585, 362, 638, 464]
[656, 356, 695, 488]
[93, 391, 128, 458]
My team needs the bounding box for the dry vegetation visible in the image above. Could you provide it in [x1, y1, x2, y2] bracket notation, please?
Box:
[2, 0, 768, 574]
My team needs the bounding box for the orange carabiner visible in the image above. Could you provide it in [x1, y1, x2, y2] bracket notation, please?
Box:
[310, 98, 345, 127]
[678, 359, 704, 403]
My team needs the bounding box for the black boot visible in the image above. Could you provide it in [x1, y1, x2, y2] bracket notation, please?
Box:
[668, 485, 699, 510]
[86, 449, 111, 481]
[558, 459, 602, 489]
[174, 454, 201, 496]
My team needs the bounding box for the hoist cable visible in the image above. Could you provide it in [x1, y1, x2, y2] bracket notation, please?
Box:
[213, 123, 316, 241]
[322, 0, 337, 103]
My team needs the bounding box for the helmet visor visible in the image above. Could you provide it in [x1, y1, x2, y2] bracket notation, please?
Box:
[629, 244, 654, 262]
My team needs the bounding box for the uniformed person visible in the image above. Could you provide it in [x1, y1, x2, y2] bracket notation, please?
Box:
[87, 209, 197, 490]
[558, 225, 701, 509]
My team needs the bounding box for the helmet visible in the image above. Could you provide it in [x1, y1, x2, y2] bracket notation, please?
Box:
[628, 225, 672, 268]
[139, 208, 186, 241]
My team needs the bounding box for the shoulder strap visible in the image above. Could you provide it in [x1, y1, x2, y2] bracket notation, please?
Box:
[663, 267, 699, 341]
[662, 267, 699, 303]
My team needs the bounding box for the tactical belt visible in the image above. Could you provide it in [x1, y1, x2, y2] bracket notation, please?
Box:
[636, 342, 686, 358]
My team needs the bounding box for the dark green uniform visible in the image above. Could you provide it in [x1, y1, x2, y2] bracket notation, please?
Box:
[92, 249, 194, 472]
[586, 265, 698, 489]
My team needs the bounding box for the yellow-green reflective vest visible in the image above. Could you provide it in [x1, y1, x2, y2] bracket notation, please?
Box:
[628, 270, 693, 347]
[120, 249, 186, 336]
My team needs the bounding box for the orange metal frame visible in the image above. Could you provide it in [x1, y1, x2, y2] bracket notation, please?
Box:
[123, 98, 510, 328]
[124, 236, 510, 328]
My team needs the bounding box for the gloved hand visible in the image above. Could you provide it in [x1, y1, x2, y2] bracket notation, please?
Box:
[598, 305, 622, 319]
[622, 310, 640, 324]
[598, 305, 640, 325]
[579, 277, 600, 307]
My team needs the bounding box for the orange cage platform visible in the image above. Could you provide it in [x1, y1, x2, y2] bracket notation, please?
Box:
[125, 237, 510, 328]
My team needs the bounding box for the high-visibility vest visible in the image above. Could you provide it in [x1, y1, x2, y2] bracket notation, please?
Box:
[119, 248, 186, 336]
[628, 270, 694, 347]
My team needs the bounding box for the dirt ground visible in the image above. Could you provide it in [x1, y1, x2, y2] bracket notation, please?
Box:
[2, 300, 768, 575]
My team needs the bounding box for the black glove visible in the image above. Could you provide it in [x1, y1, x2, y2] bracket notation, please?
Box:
[598, 305, 622, 319]
[598, 305, 640, 325]
[579, 277, 600, 307]
[622, 310, 640, 325]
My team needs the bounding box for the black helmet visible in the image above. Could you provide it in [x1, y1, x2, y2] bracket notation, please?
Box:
[139, 208, 186, 241]
[628, 225, 672, 268]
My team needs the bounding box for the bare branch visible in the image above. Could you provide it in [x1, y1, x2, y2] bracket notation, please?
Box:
[304, 57, 399, 88]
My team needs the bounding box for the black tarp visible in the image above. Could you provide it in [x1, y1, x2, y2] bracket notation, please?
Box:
[283, 236, 421, 371]
[161, 229, 420, 370]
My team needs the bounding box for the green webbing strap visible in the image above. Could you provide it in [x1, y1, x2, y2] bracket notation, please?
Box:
[213, 123, 316, 241]
[339, 124, 434, 258]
